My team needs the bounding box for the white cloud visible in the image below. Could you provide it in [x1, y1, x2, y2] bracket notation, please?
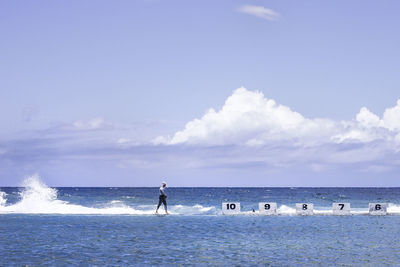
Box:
[4, 93, 400, 185]
[152, 135, 170, 145]
[117, 138, 130, 144]
[238, 5, 280, 21]
[73, 117, 107, 130]
[170, 87, 340, 145]
[157, 87, 335, 145]
[155, 87, 400, 147]
[356, 107, 382, 128]
[383, 99, 400, 131]
[335, 101, 400, 144]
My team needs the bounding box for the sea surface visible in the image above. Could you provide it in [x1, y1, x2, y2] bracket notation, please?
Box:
[1, 177, 400, 266]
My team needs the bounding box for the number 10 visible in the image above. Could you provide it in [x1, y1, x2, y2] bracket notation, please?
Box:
[226, 203, 236, 210]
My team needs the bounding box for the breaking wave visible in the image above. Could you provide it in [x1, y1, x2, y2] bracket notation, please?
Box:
[0, 175, 216, 215]
[2, 175, 400, 216]
[0, 191, 6, 206]
[388, 204, 400, 214]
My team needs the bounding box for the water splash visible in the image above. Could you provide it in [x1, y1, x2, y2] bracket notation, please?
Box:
[0, 191, 6, 206]
[388, 203, 400, 214]
[0, 175, 216, 215]
[277, 205, 296, 215]
[2, 175, 396, 216]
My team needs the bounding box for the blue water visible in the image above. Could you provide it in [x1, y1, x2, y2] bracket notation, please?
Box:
[1, 178, 400, 266]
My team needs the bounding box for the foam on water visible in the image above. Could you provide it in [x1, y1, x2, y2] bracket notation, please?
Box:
[2, 175, 399, 216]
[277, 205, 296, 215]
[0, 175, 216, 215]
[0, 191, 6, 206]
[313, 209, 333, 215]
[388, 204, 400, 214]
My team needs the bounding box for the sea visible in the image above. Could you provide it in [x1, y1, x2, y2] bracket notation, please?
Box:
[1, 176, 400, 266]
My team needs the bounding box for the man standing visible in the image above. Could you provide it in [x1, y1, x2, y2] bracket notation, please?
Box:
[155, 182, 168, 214]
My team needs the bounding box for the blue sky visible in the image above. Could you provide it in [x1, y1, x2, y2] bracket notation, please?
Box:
[0, 0, 399, 186]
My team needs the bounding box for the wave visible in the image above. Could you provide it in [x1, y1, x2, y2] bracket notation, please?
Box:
[2, 175, 400, 216]
[0, 191, 6, 206]
[388, 204, 400, 214]
[277, 205, 296, 215]
[0, 175, 216, 215]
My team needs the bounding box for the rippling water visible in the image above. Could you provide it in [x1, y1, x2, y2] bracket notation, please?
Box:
[1, 177, 400, 265]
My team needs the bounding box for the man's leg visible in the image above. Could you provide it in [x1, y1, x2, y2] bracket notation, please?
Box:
[155, 197, 162, 213]
[163, 198, 168, 214]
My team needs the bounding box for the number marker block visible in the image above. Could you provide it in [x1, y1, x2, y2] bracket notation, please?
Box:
[258, 202, 277, 215]
[332, 203, 350, 215]
[296, 203, 314, 215]
[222, 202, 240, 215]
[369, 203, 387, 215]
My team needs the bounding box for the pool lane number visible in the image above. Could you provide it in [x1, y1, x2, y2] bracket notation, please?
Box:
[296, 203, 314, 215]
[258, 202, 277, 215]
[222, 202, 241, 215]
[220, 202, 390, 216]
[369, 203, 388, 215]
[333, 203, 350, 215]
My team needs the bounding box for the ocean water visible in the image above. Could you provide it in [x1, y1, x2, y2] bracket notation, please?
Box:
[1, 177, 400, 266]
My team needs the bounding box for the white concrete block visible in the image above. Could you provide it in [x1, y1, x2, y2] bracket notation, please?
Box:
[258, 202, 277, 215]
[332, 203, 351, 215]
[222, 202, 240, 215]
[296, 203, 314, 215]
[369, 203, 387, 215]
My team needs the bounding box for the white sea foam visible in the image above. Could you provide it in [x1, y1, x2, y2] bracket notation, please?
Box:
[350, 209, 369, 215]
[2, 175, 398, 216]
[0, 191, 6, 206]
[388, 203, 400, 215]
[314, 209, 333, 215]
[172, 204, 216, 215]
[233, 205, 296, 216]
[0, 175, 216, 215]
[277, 205, 296, 215]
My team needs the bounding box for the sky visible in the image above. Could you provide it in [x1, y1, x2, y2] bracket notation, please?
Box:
[0, 0, 399, 186]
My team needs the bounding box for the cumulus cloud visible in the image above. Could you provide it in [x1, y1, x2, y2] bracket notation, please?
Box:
[383, 99, 400, 131]
[3, 89, 400, 186]
[356, 107, 382, 128]
[155, 87, 400, 148]
[238, 5, 280, 21]
[334, 101, 400, 144]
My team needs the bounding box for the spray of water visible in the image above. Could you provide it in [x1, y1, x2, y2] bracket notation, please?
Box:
[2, 175, 399, 216]
[0, 175, 216, 215]
[0, 191, 6, 206]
